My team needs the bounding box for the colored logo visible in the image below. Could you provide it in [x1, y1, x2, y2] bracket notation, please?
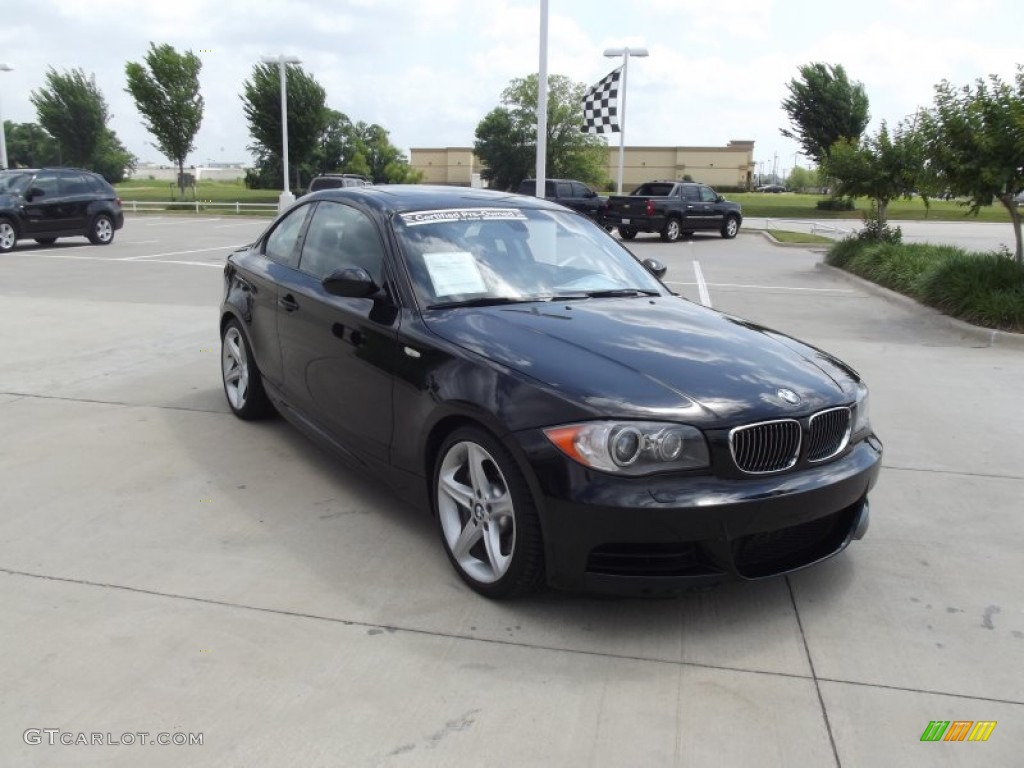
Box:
[920, 721, 996, 742]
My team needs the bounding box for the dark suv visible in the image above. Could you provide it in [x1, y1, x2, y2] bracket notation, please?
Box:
[307, 174, 372, 193]
[0, 168, 124, 253]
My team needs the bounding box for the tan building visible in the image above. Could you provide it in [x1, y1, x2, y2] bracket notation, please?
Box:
[409, 140, 755, 191]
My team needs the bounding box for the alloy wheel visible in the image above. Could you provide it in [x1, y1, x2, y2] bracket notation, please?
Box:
[437, 440, 517, 584]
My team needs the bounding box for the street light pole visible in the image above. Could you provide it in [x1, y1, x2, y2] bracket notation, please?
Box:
[0, 64, 13, 170]
[603, 47, 648, 195]
[261, 54, 301, 212]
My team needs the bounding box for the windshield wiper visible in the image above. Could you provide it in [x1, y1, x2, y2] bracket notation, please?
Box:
[548, 288, 661, 300]
[426, 296, 549, 310]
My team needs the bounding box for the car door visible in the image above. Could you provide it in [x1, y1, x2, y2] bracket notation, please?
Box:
[276, 200, 399, 465]
[57, 171, 94, 233]
[679, 184, 702, 229]
[20, 171, 62, 236]
[570, 181, 599, 218]
[243, 202, 314, 387]
[699, 185, 724, 231]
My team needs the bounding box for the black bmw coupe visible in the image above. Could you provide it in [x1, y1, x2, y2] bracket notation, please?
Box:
[220, 186, 882, 598]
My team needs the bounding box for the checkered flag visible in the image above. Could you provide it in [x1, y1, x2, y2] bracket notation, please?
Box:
[581, 67, 622, 134]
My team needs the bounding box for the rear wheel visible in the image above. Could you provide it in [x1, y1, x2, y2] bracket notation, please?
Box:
[434, 426, 544, 599]
[618, 226, 637, 240]
[0, 218, 16, 253]
[35, 238, 57, 245]
[721, 215, 740, 239]
[661, 217, 683, 242]
[88, 214, 115, 245]
[221, 320, 273, 420]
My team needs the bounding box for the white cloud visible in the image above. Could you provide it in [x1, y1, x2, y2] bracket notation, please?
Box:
[0, 0, 1020, 171]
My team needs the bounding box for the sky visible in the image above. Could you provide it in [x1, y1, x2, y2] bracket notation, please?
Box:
[0, 0, 1021, 178]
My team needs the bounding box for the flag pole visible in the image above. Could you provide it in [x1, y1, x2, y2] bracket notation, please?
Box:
[616, 51, 630, 195]
[535, 0, 549, 197]
[603, 46, 648, 195]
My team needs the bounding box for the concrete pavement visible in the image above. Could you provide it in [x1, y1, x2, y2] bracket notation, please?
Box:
[1, 216, 1021, 766]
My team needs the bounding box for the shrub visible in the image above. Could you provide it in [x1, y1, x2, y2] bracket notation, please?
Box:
[920, 252, 1024, 330]
[858, 218, 902, 244]
[826, 239, 1024, 332]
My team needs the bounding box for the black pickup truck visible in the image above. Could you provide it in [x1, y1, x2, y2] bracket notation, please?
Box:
[603, 181, 743, 242]
[516, 178, 607, 222]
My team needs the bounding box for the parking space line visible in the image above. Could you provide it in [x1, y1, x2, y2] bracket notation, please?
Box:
[666, 281, 855, 294]
[16, 252, 223, 268]
[119, 245, 243, 261]
[693, 261, 712, 308]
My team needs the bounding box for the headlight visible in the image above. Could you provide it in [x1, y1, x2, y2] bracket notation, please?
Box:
[543, 421, 710, 475]
[852, 383, 870, 436]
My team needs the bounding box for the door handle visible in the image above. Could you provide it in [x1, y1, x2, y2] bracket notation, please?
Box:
[278, 293, 300, 312]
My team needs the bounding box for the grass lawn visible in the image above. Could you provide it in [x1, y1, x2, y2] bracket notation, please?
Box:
[731, 192, 1015, 223]
[766, 229, 833, 244]
[115, 178, 279, 204]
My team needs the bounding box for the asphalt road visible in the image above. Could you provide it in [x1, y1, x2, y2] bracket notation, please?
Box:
[1, 216, 1021, 767]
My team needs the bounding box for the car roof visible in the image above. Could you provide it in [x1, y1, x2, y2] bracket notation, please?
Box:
[302, 184, 565, 216]
[0, 167, 97, 174]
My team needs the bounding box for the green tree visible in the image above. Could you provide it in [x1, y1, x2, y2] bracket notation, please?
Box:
[347, 121, 422, 183]
[91, 129, 137, 184]
[241, 62, 327, 191]
[2, 122, 60, 167]
[785, 165, 817, 192]
[30, 68, 110, 167]
[781, 63, 870, 165]
[474, 74, 608, 191]
[125, 43, 204, 196]
[919, 67, 1024, 263]
[828, 121, 928, 225]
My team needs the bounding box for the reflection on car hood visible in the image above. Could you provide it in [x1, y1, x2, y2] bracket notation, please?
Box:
[424, 297, 857, 424]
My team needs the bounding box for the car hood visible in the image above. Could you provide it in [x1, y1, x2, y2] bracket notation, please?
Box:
[424, 297, 856, 424]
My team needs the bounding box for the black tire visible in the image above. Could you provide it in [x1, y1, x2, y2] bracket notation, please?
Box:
[433, 426, 544, 599]
[0, 217, 17, 253]
[35, 238, 57, 245]
[220, 319, 274, 420]
[88, 214, 115, 245]
[618, 226, 637, 240]
[660, 217, 683, 242]
[721, 215, 740, 239]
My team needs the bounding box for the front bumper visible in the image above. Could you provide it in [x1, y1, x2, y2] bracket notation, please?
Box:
[509, 431, 883, 595]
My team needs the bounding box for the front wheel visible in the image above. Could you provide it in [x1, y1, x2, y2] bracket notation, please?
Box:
[618, 226, 637, 240]
[721, 215, 740, 239]
[0, 218, 17, 253]
[88, 214, 115, 245]
[661, 217, 683, 242]
[434, 427, 544, 599]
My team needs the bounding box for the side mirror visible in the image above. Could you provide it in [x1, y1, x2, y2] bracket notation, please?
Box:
[716, 194, 725, 203]
[322, 267, 379, 298]
[26, 187, 45, 201]
[642, 258, 667, 279]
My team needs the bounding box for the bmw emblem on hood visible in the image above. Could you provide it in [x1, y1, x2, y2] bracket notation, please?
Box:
[777, 388, 802, 406]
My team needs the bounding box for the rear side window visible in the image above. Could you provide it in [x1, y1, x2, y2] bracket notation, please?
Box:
[633, 183, 675, 197]
[682, 186, 700, 202]
[556, 182, 572, 198]
[310, 178, 341, 192]
[60, 172, 94, 196]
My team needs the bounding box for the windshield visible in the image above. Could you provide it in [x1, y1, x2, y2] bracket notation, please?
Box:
[392, 207, 664, 308]
[0, 172, 32, 195]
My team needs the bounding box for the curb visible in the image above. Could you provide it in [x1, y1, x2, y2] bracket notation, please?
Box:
[816, 262, 1024, 349]
[742, 229, 832, 248]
